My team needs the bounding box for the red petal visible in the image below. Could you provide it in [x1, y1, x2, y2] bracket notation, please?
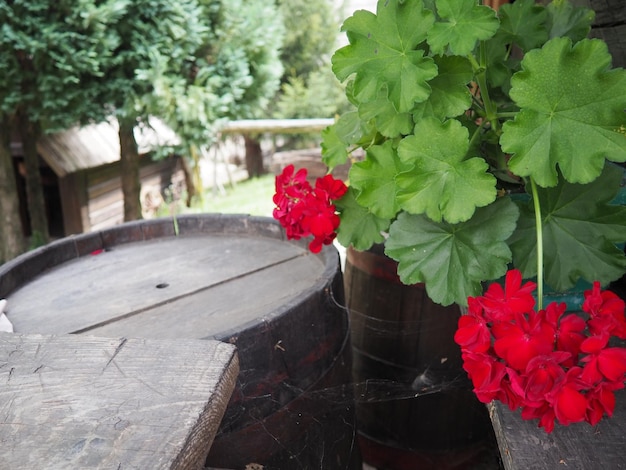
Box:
[554, 386, 588, 425]
[597, 348, 626, 382]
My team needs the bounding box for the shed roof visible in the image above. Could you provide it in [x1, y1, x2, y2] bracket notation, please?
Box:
[24, 117, 179, 177]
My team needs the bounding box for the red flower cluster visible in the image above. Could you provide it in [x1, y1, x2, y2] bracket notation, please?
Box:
[455, 269, 626, 432]
[273, 164, 347, 253]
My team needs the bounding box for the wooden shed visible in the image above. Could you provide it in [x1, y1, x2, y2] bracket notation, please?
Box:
[11, 118, 186, 238]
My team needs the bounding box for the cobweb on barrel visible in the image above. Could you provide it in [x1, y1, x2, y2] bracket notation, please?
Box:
[206, 286, 503, 470]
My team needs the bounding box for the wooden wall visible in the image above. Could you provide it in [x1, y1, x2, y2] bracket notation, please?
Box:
[59, 155, 185, 235]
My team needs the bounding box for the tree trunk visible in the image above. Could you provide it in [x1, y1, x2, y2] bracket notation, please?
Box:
[0, 115, 25, 263]
[118, 119, 142, 221]
[16, 108, 49, 245]
[244, 134, 265, 178]
[179, 155, 196, 207]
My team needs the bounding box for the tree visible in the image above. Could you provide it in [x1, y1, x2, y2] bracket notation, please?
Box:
[0, 113, 24, 263]
[224, 0, 285, 178]
[0, 0, 123, 247]
[1, 0, 286, 241]
[100, 0, 208, 220]
[149, 0, 285, 183]
[272, 0, 349, 147]
[278, 0, 339, 79]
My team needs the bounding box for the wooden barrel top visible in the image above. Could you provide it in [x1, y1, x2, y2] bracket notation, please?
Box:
[1, 215, 333, 340]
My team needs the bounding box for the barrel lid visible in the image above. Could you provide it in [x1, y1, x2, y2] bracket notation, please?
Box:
[1, 215, 339, 340]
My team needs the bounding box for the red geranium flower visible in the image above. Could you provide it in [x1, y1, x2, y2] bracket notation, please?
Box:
[273, 165, 347, 253]
[492, 309, 555, 370]
[517, 352, 569, 405]
[580, 333, 626, 384]
[583, 281, 626, 339]
[479, 269, 537, 322]
[456, 269, 626, 433]
[454, 297, 491, 353]
[546, 302, 586, 367]
[553, 372, 588, 426]
[461, 351, 507, 403]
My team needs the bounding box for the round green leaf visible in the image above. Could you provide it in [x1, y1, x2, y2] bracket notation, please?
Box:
[501, 37, 626, 187]
[385, 197, 519, 306]
[396, 118, 497, 223]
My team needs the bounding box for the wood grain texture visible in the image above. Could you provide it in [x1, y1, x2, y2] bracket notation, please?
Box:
[490, 387, 626, 470]
[0, 333, 238, 470]
[0, 215, 354, 469]
[220, 118, 334, 135]
[5, 234, 316, 337]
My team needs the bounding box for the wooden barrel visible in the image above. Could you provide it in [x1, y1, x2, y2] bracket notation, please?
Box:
[587, 0, 626, 69]
[344, 245, 496, 470]
[0, 214, 360, 470]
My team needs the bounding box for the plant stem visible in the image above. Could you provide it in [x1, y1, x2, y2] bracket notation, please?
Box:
[468, 120, 486, 150]
[530, 177, 544, 310]
[497, 112, 518, 119]
[469, 47, 498, 132]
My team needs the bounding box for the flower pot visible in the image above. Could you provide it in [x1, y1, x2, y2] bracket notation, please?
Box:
[344, 245, 498, 470]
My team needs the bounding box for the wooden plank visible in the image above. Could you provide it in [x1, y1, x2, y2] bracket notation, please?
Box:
[0, 333, 239, 470]
[220, 118, 334, 135]
[88, 201, 124, 232]
[88, 188, 123, 215]
[590, 23, 626, 68]
[6, 235, 315, 335]
[490, 387, 626, 470]
[74, 254, 328, 339]
[588, 0, 626, 25]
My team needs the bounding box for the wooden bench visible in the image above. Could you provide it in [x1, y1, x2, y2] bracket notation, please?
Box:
[490, 369, 626, 469]
[0, 333, 238, 470]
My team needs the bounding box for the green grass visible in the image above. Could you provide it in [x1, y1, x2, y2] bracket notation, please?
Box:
[193, 173, 276, 217]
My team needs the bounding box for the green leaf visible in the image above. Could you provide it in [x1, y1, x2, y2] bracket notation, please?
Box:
[332, 0, 437, 112]
[546, 0, 595, 42]
[358, 88, 413, 138]
[483, 37, 514, 91]
[321, 123, 349, 169]
[427, 0, 499, 56]
[412, 55, 473, 120]
[321, 111, 360, 168]
[501, 37, 626, 187]
[496, 0, 548, 52]
[350, 140, 411, 219]
[509, 164, 626, 292]
[336, 187, 390, 250]
[396, 118, 497, 223]
[385, 197, 519, 306]
[321, 111, 375, 169]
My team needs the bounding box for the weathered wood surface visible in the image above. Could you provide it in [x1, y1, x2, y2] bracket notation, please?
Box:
[27, 117, 177, 178]
[219, 118, 334, 135]
[0, 333, 239, 470]
[4, 231, 323, 339]
[490, 387, 626, 470]
[0, 215, 353, 469]
[587, 0, 626, 68]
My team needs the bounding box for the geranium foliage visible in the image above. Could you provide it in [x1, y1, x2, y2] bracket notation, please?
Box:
[509, 164, 626, 291]
[455, 270, 626, 432]
[501, 37, 626, 187]
[275, 0, 626, 307]
[426, 0, 499, 56]
[332, 0, 437, 113]
[385, 197, 519, 306]
[272, 0, 626, 305]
